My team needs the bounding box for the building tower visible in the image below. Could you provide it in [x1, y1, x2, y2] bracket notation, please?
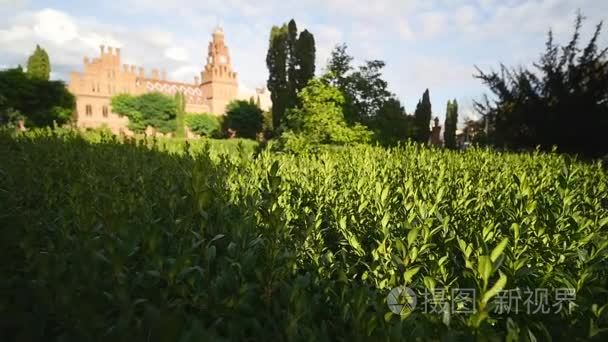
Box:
[200, 26, 238, 115]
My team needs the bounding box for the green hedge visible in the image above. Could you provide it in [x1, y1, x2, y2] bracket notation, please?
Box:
[1, 130, 607, 340]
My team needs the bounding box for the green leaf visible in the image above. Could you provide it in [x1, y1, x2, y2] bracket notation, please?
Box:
[404, 266, 421, 283]
[407, 228, 419, 247]
[491, 238, 509, 262]
[478, 255, 493, 285]
[482, 272, 507, 305]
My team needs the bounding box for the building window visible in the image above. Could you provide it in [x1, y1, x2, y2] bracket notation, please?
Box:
[85, 105, 92, 116]
[102, 106, 108, 118]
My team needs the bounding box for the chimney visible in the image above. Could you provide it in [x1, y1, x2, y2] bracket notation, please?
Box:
[100, 45, 105, 54]
[131, 65, 136, 73]
[194, 76, 199, 85]
[116, 47, 121, 57]
[108, 47, 114, 55]
[123, 64, 128, 72]
[84, 57, 89, 64]
[151, 68, 159, 80]
[138, 67, 144, 77]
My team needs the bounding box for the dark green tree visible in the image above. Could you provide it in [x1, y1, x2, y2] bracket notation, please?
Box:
[443, 99, 458, 149]
[223, 100, 263, 139]
[323, 44, 392, 125]
[286, 19, 299, 110]
[350, 60, 391, 122]
[266, 24, 289, 131]
[372, 97, 414, 146]
[0, 67, 74, 127]
[294, 29, 316, 92]
[26, 45, 50, 80]
[475, 13, 608, 157]
[325, 43, 353, 89]
[413, 89, 432, 143]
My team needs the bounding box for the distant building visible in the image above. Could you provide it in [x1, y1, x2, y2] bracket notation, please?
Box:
[68, 26, 269, 134]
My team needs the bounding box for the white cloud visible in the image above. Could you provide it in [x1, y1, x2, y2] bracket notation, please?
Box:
[420, 12, 447, 38]
[33, 8, 78, 44]
[169, 65, 199, 82]
[397, 20, 414, 41]
[165, 46, 189, 62]
[454, 5, 476, 29]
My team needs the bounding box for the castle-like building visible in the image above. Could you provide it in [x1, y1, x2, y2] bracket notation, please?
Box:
[68, 26, 268, 134]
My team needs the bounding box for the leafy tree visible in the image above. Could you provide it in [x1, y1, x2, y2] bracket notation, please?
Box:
[223, 100, 263, 139]
[185, 113, 222, 137]
[266, 24, 289, 131]
[282, 78, 372, 150]
[323, 44, 392, 126]
[413, 89, 432, 143]
[325, 44, 353, 89]
[26, 45, 50, 80]
[111, 92, 177, 133]
[443, 99, 458, 149]
[295, 29, 316, 93]
[372, 97, 414, 146]
[350, 60, 391, 122]
[0, 67, 74, 127]
[474, 13, 608, 157]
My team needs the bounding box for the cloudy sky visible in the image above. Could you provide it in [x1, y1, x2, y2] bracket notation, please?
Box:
[1, 0, 607, 121]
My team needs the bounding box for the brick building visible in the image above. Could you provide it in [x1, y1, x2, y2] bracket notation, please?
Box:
[68, 26, 268, 134]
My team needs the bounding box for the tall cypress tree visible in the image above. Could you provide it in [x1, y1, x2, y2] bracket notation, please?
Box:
[413, 89, 432, 143]
[266, 25, 288, 131]
[294, 29, 316, 92]
[26, 44, 50, 80]
[286, 20, 299, 110]
[267, 20, 316, 132]
[443, 99, 458, 149]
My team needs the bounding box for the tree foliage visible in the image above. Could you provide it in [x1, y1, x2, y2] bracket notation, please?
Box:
[223, 100, 263, 139]
[295, 30, 316, 93]
[26, 45, 50, 81]
[110, 92, 177, 133]
[282, 78, 372, 151]
[266, 25, 289, 131]
[474, 13, 608, 157]
[323, 44, 412, 144]
[371, 97, 415, 146]
[0, 67, 74, 127]
[185, 113, 222, 137]
[413, 89, 432, 143]
[266, 20, 316, 132]
[443, 99, 458, 149]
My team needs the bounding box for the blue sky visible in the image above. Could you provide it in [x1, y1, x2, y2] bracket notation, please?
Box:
[1, 0, 607, 122]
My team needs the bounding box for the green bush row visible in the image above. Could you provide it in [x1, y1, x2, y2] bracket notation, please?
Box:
[1, 130, 607, 341]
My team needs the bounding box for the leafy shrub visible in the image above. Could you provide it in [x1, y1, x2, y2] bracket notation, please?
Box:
[111, 92, 177, 133]
[185, 113, 222, 137]
[1, 130, 607, 340]
[281, 78, 372, 151]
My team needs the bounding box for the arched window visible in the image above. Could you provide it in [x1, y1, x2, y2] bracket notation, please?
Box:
[85, 105, 92, 116]
[102, 106, 108, 118]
